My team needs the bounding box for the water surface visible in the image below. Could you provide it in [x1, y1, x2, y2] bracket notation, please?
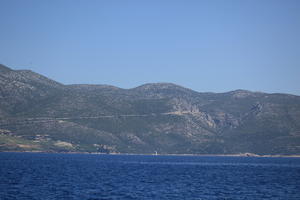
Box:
[1, 153, 300, 199]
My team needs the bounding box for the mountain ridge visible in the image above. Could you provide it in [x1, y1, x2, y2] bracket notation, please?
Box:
[2, 64, 299, 96]
[1, 64, 300, 155]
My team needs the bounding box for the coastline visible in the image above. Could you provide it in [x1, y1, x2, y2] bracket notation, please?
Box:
[1, 150, 300, 158]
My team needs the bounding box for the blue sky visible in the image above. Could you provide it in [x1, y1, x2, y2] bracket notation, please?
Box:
[0, 0, 300, 94]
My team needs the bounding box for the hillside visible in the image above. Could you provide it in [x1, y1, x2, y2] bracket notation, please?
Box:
[1, 64, 300, 155]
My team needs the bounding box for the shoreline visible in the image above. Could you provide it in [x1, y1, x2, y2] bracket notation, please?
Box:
[1, 151, 300, 158]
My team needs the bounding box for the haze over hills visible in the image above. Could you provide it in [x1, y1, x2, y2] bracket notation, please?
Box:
[0, 64, 300, 155]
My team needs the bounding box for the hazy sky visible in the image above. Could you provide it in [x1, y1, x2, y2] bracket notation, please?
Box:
[1, 0, 300, 94]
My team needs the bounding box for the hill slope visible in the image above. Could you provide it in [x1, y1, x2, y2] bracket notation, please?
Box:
[1, 64, 300, 155]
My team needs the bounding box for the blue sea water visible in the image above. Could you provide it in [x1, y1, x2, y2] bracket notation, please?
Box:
[0, 153, 300, 200]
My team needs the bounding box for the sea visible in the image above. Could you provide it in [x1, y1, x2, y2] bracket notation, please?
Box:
[0, 153, 300, 200]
